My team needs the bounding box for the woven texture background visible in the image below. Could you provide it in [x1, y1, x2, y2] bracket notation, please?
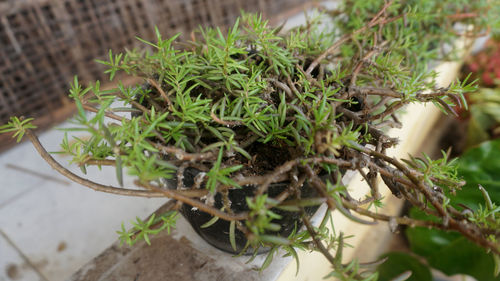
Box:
[0, 0, 309, 150]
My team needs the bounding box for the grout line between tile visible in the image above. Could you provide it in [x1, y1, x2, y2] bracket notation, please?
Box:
[5, 164, 71, 186]
[0, 185, 39, 210]
[0, 229, 51, 281]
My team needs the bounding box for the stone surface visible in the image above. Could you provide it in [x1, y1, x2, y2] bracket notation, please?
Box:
[70, 235, 261, 281]
[69, 204, 262, 281]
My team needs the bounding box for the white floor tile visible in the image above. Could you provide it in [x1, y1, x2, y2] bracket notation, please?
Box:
[0, 144, 47, 209]
[0, 230, 44, 281]
[0, 168, 167, 281]
[0, 124, 76, 208]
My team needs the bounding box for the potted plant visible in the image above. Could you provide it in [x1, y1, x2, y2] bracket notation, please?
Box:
[1, 1, 499, 279]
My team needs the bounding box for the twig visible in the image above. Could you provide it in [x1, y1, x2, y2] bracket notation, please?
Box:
[82, 159, 116, 166]
[128, 200, 180, 241]
[83, 104, 128, 122]
[369, 0, 395, 25]
[349, 48, 381, 88]
[337, 106, 399, 145]
[370, 96, 392, 113]
[147, 78, 174, 111]
[301, 208, 336, 265]
[365, 101, 406, 122]
[25, 129, 210, 199]
[151, 141, 216, 161]
[255, 160, 300, 196]
[349, 86, 401, 98]
[341, 199, 448, 230]
[358, 167, 380, 200]
[137, 181, 248, 221]
[350, 142, 500, 255]
[267, 78, 294, 99]
[254, 157, 355, 196]
[25, 129, 164, 198]
[210, 112, 243, 127]
[446, 12, 478, 20]
[306, 1, 399, 75]
[232, 173, 288, 188]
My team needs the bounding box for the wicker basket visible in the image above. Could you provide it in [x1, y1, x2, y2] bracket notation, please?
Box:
[0, 0, 310, 151]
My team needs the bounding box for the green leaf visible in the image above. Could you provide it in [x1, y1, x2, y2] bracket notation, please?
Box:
[233, 146, 251, 160]
[494, 254, 500, 277]
[115, 156, 123, 187]
[0, 117, 37, 142]
[283, 246, 300, 275]
[406, 139, 500, 280]
[376, 252, 431, 281]
[229, 220, 237, 252]
[260, 247, 277, 272]
[456, 140, 500, 208]
[200, 215, 219, 229]
[427, 237, 499, 280]
[259, 235, 290, 245]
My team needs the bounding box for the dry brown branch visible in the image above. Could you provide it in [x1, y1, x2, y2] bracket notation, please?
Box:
[210, 112, 243, 127]
[25, 129, 210, 199]
[151, 141, 216, 161]
[267, 77, 294, 99]
[137, 181, 248, 221]
[147, 78, 174, 111]
[365, 101, 406, 122]
[306, 1, 399, 75]
[301, 208, 337, 264]
[341, 199, 448, 230]
[83, 104, 128, 122]
[83, 159, 116, 166]
[352, 143, 500, 255]
[25, 129, 165, 198]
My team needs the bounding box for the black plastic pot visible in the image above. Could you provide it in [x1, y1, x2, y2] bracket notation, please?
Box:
[171, 167, 320, 255]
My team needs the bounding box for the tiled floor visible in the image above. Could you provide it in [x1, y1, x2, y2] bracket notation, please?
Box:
[0, 125, 168, 281]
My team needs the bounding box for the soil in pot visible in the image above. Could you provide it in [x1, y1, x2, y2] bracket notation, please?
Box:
[170, 142, 321, 255]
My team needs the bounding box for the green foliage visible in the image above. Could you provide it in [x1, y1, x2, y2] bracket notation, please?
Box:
[324, 259, 379, 281]
[1, 0, 496, 277]
[46, 3, 479, 198]
[246, 195, 282, 237]
[205, 148, 242, 193]
[406, 216, 500, 281]
[402, 151, 462, 192]
[95, 50, 124, 81]
[0, 117, 37, 142]
[117, 211, 179, 246]
[405, 140, 500, 281]
[466, 88, 500, 147]
[376, 252, 431, 281]
[338, 0, 498, 70]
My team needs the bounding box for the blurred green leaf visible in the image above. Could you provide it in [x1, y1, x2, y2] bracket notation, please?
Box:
[405, 139, 500, 280]
[467, 88, 500, 147]
[429, 237, 498, 280]
[456, 139, 500, 209]
[377, 252, 431, 281]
